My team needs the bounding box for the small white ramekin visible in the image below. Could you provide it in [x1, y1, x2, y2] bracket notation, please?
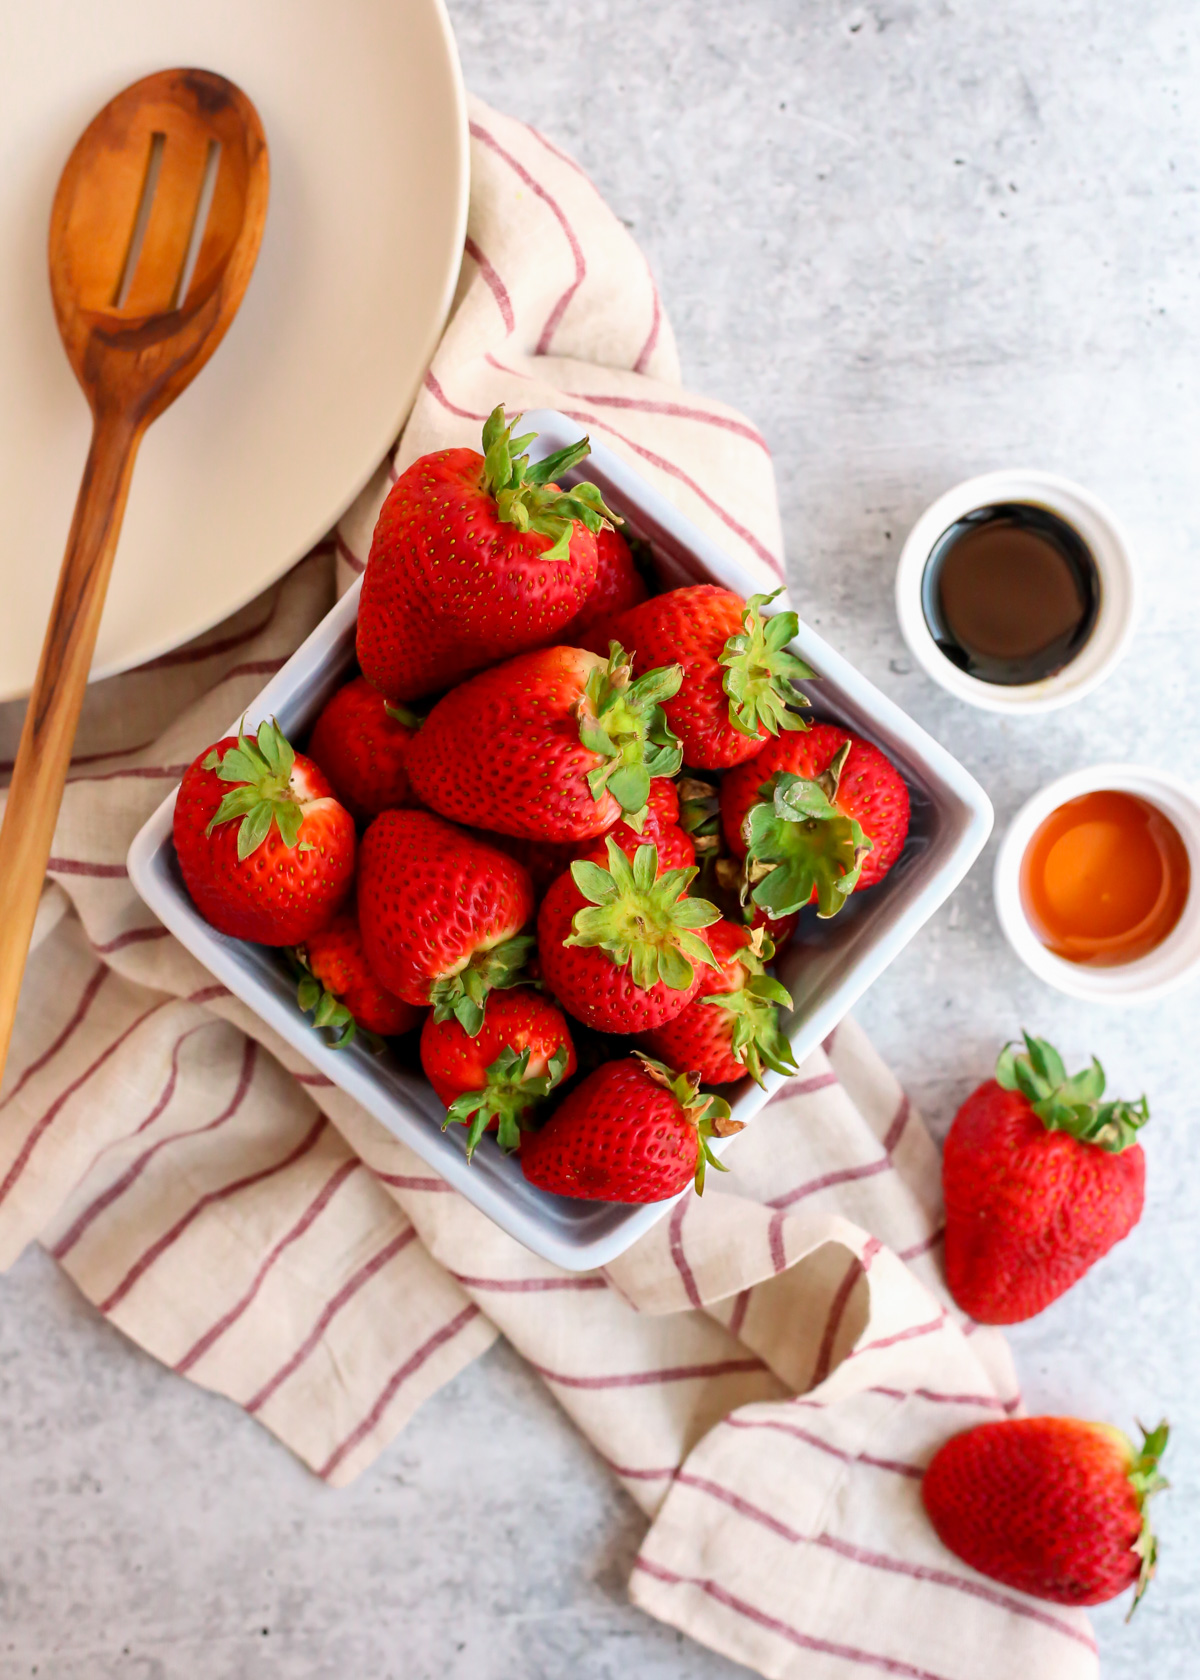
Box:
[895, 470, 1137, 714]
[994, 763, 1200, 1004]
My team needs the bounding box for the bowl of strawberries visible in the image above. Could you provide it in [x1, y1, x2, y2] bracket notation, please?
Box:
[127, 408, 992, 1268]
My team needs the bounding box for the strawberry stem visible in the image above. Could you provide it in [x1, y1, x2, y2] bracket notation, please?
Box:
[480, 406, 620, 563]
[428, 933, 536, 1037]
[566, 840, 720, 991]
[577, 643, 683, 827]
[204, 719, 307, 861]
[996, 1031, 1149, 1153]
[443, 1041, 570, 1160]
[291, 954, 382, 1053]
[632, 1052, 744, 1193]
[718, 590, 814, 738]
[1126, 1418, 1170, 1616]
[740, 746, 872, 920]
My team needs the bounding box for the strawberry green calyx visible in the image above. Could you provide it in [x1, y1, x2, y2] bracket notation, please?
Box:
[293, 963, 381, 1054]
[740, 743, 872, 920]
[567, 839, 720, 990]
[719, 590, 815, 738]
[705, 934, 798, 1086]
[577, 644, 683, 828]
[480, 406, 620, 563]
[384, 701, 422, 729]
[444, 1043, 571, 1161]
[633, 1052, 744, 1193]
[996, 1031, 1150, 1153]
[1118, 1418, 1170, 1615]
[678, 777, 721, 857]
[429, 934, 536, 1038]
[204, 719, 308, 861]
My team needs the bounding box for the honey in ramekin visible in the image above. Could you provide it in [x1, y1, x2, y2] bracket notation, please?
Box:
[1019, 789, 1190, 966]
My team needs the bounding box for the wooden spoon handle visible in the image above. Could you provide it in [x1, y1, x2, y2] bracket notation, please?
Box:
[0, 407, 141, 1080]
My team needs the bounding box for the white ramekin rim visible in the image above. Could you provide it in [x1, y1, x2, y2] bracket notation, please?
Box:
[895, 470, 1138, 715]
[994, 763, 1200, 1004]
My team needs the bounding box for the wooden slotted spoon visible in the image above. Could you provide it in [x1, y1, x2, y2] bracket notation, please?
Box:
[0, 68, 268, 1081]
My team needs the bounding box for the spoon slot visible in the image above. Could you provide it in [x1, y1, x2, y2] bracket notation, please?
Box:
[112, 131, 165, 309]
[172, 139, 222, 309]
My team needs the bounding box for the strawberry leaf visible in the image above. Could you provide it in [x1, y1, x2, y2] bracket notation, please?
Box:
[719, 590, 815, 739]
[996, 1032, 1149, 1151]
[428, 934, 536, 1037]
[576, 644, 683, 819]
[480, 405, 620, 560]
[274, 801, 305, 851]
[565, 838, 719, 992]
[442, 1033, 571, 1160]
[293, 968, 363, 1051]
[705, 971, 798, 1087]
[202, 717, 308, 861]
[385, 701, 422, 729]
[236, 801, 274, 861]
[742, 765, 871, 920]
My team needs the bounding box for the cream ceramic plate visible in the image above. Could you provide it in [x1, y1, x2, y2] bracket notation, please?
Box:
[0, 0, 468, 702]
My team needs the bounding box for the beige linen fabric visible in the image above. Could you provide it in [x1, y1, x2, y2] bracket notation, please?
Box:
[0, 98, 1096, 1678]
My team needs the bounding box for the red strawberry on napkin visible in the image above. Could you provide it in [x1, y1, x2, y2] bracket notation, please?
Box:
[923, 1416, 1169, 1611]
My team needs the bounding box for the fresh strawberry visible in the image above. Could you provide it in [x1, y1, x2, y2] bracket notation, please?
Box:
[420, 989, 576, 1158]
[537, 837, 719, 1033]
[641, 921, 797, 1086]
[357, 408, 616, 701]
[174, 721, 355, 946]
[943, 1032, 1149, 1324]
[520, 1052, 743, 1201]
[572, 778, 696, 873]
[596, 586, 813, 770]
[306, 675, 421, 824]
[292, 908, 421, 1047]
[923, 1416, 1169, 1611]
[720, 722, 910, 920]
[357, 810, 534, 1033]
[558, 526, 648, 644]
[405, 643, 683, 842]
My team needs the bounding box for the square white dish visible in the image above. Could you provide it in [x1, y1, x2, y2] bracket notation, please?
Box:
[128, 410, 993, 1270]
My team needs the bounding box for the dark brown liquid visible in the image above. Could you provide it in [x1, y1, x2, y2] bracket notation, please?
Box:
[921, 504, 1099, 685]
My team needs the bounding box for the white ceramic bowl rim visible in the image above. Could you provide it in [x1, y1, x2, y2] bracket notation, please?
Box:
[994, 762, 1200, 1004]
[895, 470, 1137, 716]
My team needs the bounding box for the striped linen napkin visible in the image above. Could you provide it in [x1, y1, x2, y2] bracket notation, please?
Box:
[0, 97, 1097, 1680]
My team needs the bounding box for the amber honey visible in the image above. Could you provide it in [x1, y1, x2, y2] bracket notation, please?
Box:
[1020, 790, 1190, 966]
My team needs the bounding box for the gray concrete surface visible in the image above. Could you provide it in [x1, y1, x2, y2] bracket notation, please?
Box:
[3, 1, 1197, 1674]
